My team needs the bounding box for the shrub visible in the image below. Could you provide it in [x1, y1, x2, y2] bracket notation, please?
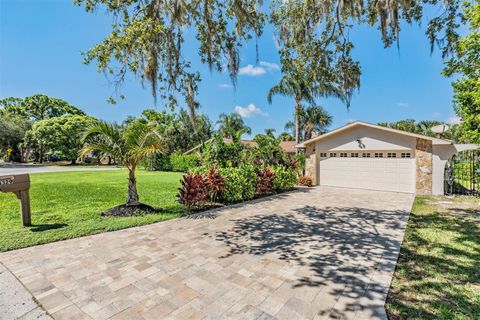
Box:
[256, 167, 275, 195]
[170, 154, 198, 172]
[205, 167, 225, 202]
[272, 166, 298, 192]
[177, 173, 207, 209]
[148, 154, 198, 172]
[299, 176, 313, 187]
[146, 154, 172, 171]
[218, 165, 258, 203]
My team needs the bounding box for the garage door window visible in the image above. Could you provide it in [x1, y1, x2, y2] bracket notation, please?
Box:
[330, 152, 337, 157]
[401, 152, 412, 158]
[362, 153, 371, 158]
[340, 152, 348, 157]
[351, 153, 359, 157]
[320, 152, 327, 157]
[374, 153, 384, 158]
[387, 152, 397, 158]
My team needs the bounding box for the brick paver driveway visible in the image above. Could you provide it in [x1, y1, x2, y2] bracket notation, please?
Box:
[0, 186, 414, 320]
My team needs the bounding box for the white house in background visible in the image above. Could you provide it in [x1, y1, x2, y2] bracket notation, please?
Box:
[297, 121, 479, 195]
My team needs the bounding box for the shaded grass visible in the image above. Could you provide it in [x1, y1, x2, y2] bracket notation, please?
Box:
[386, 196, 480, 319]
[0, 170, 185, 251]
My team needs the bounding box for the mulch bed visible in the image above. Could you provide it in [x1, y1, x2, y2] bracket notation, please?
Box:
[101, 203, 162, 217]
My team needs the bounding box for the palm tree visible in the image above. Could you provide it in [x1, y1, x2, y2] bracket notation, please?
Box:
[267, 76, 316, 148]
[81, 120, 164, 206]
[302, 106, 332, 140]
[278, 132, 294, 141]
[216, 113, 251, 139]
[417, 120, 442, 136]
[264, 128, 276, 138]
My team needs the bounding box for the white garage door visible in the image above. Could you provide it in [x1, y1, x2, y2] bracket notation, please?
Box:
[319, 156, 415, 193]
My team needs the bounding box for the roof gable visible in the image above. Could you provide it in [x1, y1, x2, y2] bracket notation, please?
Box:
[297, 121, 452, 148]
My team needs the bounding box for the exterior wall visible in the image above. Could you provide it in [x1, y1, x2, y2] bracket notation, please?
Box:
[432, 144, 480, 195]
[302, 124, 479, 194]
[305, 144, 318, 184]
[315, 126, 416, 151]
[432, 145, 456, 195]
[415, 138, 433, 195]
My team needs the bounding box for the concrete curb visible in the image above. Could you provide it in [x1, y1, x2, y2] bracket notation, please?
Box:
[0, 262, 52, 320]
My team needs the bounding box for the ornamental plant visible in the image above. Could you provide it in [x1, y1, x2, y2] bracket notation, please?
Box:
[272, 166, 298, 192]
[218, 165, 258, 203]
[299, 176, 313, 187]
[205, 167, 225, 202]
[256, 167, 275, 195]
[177, 173, 207, 209]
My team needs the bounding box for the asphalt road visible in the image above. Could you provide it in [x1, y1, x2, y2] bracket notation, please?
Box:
[0, 163, 121, 176]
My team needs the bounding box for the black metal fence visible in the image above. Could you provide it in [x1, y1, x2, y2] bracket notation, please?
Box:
[444, 150, 480, 196]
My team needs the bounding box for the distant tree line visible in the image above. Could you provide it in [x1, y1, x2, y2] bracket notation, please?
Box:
[377, 119, 465, 142]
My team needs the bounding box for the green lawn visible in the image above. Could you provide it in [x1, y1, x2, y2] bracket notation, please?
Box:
[386, 196, 480, 319]
[0, 170, 185, 251]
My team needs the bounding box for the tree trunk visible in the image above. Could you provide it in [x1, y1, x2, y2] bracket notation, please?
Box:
[295, 97, 301, 155]
[71, 158, 76, 165]
[126, 167, 139, 206]
[39, 143, 44, 163]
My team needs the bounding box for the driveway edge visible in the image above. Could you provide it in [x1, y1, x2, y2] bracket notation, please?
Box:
[0, 262, 52, 320]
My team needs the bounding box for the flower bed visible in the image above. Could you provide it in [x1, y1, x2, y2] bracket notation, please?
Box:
[177, 165, 299, 211]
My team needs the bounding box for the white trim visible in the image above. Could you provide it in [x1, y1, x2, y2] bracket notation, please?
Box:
[297, 121, 452, 148]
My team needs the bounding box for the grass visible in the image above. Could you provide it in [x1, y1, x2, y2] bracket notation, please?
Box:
[386, 196, 480, 319]
[0, 170, 185, 251]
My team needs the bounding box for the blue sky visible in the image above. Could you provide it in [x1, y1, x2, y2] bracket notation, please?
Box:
[0, 0, 460, 137]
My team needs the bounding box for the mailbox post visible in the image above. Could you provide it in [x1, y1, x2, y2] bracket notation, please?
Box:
[0, 174, 31, 226]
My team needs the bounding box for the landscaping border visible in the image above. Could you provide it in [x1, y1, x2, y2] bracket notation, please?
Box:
[185, 186, 310, 219]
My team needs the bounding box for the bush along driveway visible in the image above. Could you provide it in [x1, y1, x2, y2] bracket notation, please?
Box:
[386, 196, 480, 319]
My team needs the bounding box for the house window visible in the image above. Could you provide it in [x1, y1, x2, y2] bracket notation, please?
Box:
[351, 153, 359, 158]
[374, 152, 384, 158]
[340, 152, 348, 158]
[362, 153, 371, 158]
[320, 152, 327, 157]
[387, 152, 397, 158]
[401, 152, 412, 158]
[330, 152, 337, 157]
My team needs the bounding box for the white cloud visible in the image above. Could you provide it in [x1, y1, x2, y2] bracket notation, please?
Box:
[218, 83, 233, 89]
[259, 61, 280, 71]
[238, 61, 279, 76]
[397, 102, 409, 108]
[446, 115, 462, 125]
[432, 112, 441, 118]
[234, 104, 268, 118]
[238, 64, 266, 76]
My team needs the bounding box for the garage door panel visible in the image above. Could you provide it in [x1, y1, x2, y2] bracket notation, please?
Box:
[319, 156, 415, 193]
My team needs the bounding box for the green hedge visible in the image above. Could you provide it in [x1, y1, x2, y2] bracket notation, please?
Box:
[148, 154, 198, 172]
[218, 165, 258, 203]
[272, 166, 298, 192]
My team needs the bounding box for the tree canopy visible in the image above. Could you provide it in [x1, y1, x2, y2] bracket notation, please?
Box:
[1, 94, 85, 121]
[443, 1, 480, 144]
[76, 0, 464, 110]
[27, 115, 96, 164]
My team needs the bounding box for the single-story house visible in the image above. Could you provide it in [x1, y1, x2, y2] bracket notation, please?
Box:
[184, 138, 297, 155]
[297, 121, 478, 195]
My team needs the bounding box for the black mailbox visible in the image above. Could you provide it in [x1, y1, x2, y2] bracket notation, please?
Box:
[0, 174, 31, 226]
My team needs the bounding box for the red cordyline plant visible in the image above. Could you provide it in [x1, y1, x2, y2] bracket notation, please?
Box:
[205, 167, 225, 203]
[256, 167, 275, 195]
[177, 173, 207, 209]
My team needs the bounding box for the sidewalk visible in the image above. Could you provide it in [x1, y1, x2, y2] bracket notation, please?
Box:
[0, 262, 51, 320]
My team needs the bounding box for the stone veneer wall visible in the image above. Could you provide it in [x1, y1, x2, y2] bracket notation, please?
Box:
[305, 144, 318, 185]
[415, 138, 433, 195]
